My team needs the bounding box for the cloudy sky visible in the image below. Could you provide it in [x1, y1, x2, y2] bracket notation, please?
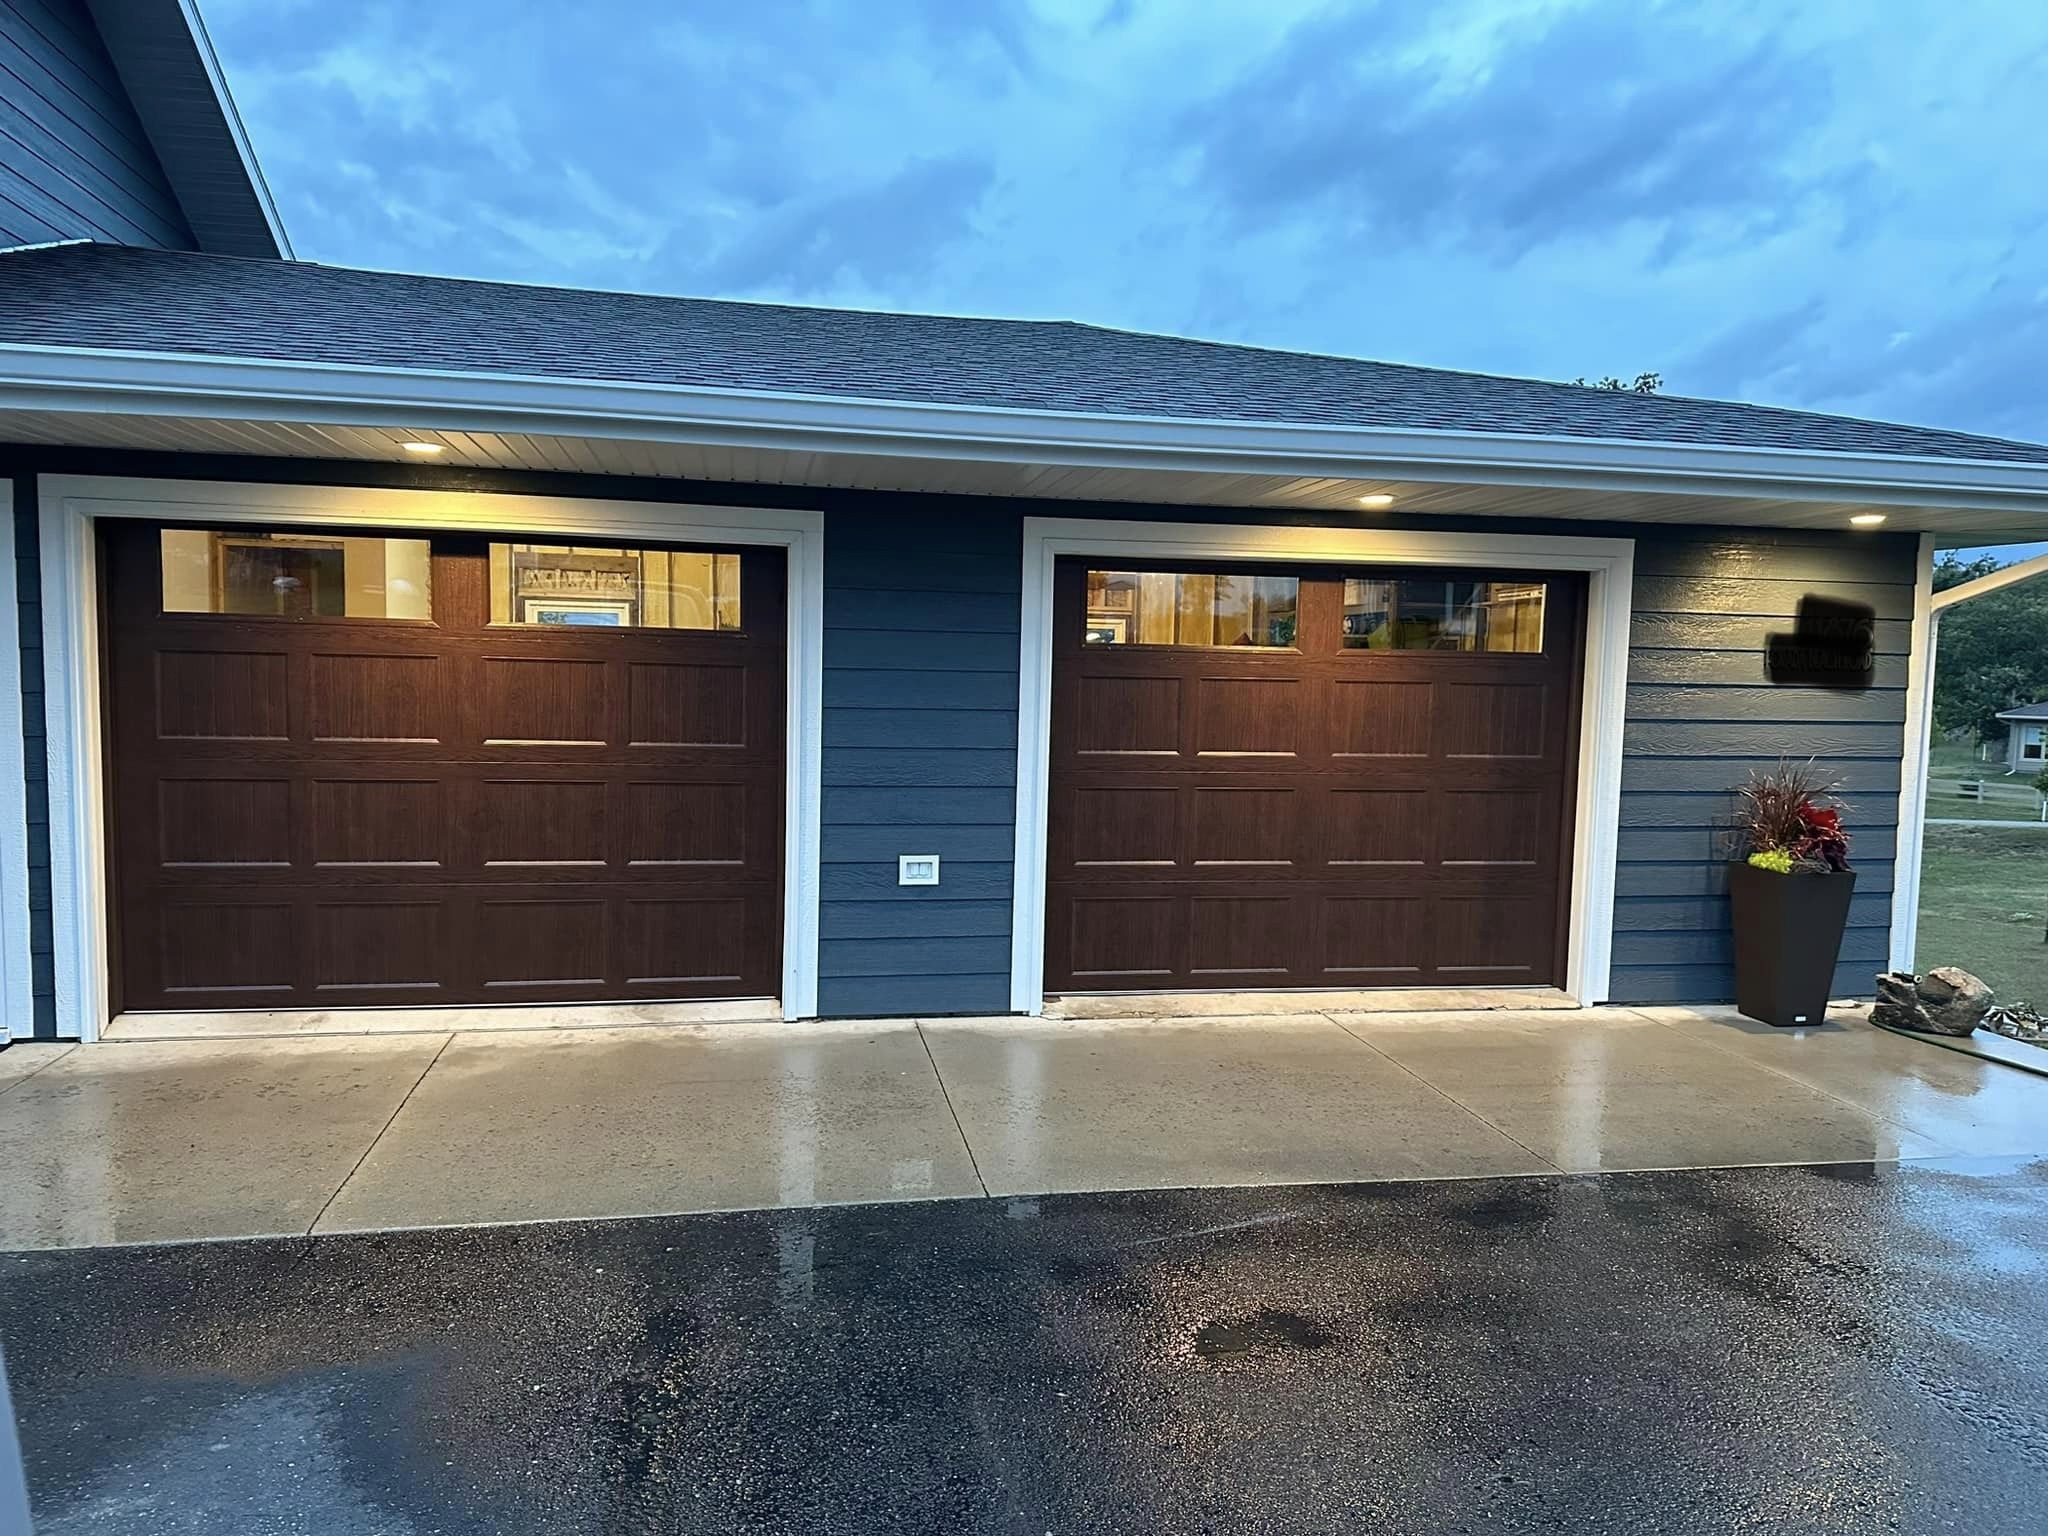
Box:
[206, 0, 2048, 552]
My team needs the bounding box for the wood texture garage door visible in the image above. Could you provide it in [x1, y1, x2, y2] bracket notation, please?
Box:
[103, 523, 784, 1011]
[1045, 559, 1584, 992]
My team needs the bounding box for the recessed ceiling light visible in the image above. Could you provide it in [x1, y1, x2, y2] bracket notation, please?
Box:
[1849, 513, 1887, 527]
[400, 440, 445, 455]
[1358, 493, 1395, 508]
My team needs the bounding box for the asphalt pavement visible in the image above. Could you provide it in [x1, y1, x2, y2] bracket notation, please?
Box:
[5, 1157, 2048, 1534]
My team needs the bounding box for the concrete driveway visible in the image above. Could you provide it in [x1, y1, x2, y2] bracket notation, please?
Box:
[2, 1004, 2045, 1249]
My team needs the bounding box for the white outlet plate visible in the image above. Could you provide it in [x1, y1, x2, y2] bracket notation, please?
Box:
[898, 855, 940, 887]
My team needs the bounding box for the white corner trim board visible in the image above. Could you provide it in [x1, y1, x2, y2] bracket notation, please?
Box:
[35, 474, 826, 1038]
[1889, 532, 1939, 974]
[1007, 515, 1635, 1013]
[0, 480, 33, 1039]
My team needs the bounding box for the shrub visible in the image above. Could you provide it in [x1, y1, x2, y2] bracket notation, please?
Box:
[1732, 759, 1852, 873]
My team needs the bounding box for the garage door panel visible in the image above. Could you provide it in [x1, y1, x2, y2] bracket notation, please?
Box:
[312, 900, 449, 995]
[310, 777, 448, 868]
[473, 779, 611, 869]
[1319, 896, 1428, 980]
[1190, 786, 1299, 867]
[1069, 673, 1182, 756]
[107, 524, 787, 1010]
[154, 649, 290, 742]
[1045, 558, 1580, 995]
[156, 897, 297, 998]
[623, 781, 750, 866]
[306, 651, 445, 743]
[1437, 788, 1549, 867]
[1194, 675, 1302, 756]
[157, 777, 293, 868]
[620, 895, 751, 986]
[1433, 895, 1551, 978]
[474, 897, 610, 990]
[1329, 679, 1433, 758]
[1065, 895, 1180, 982]
[477, 656, 610, 746]
[627, 660, 750, 747]
[1066, 785, 1179, 867]
[1188, 894, 1298, 978]
[1440, 681, 1551, 759]
[1322, 788, 1430, 867]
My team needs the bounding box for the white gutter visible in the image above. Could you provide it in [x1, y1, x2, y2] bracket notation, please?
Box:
[5, 342, 2048, 516]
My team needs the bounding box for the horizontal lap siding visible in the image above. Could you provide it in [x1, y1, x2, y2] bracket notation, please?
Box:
[0, 0, 193, 249]
[11, 475, 52, 1032]
[1612, 530, 1916, 1006]
[818, 508, 1022, 1016]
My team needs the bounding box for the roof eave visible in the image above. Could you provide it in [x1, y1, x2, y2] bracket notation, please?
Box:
[2, 340, 2048, 520]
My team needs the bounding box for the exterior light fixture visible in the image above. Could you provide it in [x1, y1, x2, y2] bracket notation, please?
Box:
[400, 441, 445, 455]
[1849, 513, 1887, 527]
[1358, 493, 1394, 508]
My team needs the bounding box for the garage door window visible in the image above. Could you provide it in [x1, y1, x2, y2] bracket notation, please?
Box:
[1084, 570, 1298, 648]
[160, 529, 433, 620]
[488, 543, 741, 630]
[1342, 577, 1545, 652]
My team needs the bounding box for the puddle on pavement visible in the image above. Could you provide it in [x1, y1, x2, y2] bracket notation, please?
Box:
[1192, 1309, 1335, 1361]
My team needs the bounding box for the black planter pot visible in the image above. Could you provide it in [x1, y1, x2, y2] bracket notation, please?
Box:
[1728, 861, 1857, 1027]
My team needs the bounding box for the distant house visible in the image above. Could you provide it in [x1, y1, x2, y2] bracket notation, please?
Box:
[1996, 702, 2048, 774]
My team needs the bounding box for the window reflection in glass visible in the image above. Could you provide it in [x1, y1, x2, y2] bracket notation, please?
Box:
[1343, 578, 1545, 652]
[1084, 570, 1298, 647]
[488, 544, 741, 630]
[160, 530, 432, 619]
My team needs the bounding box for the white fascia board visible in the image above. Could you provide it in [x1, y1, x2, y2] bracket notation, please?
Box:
[1932, 549, 2048, 611]
[6, 343, 2048, 516]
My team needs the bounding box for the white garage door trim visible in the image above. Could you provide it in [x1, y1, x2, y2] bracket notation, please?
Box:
[38, 473, 825, 1040]
[1010, 515, 1636, 1014]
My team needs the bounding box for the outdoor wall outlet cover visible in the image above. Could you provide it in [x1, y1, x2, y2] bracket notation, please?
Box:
[899, 855, 940, 886]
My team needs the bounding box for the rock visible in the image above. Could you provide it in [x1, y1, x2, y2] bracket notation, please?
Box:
[1871, 967, 1994, 1036]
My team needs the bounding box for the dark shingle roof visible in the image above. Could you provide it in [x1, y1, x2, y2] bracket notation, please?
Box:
[4, 242, 2047, 466]
[1998, 702, 2048, 721]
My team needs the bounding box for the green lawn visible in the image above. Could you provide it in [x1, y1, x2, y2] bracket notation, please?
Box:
[1915, 823, 2048, 1002]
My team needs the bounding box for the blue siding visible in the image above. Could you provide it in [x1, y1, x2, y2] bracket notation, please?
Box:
[0, 0, 193, 248]
[1609, 528, 1916, 1005]
[813, 509, 1915, 1016]
[12, 474, 52, 1034]
[816, 507, 1022, 1016]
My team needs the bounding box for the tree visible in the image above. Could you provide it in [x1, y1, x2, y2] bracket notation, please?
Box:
[1933, 554, 2048, 740]
[1571, 372, 1662, 393]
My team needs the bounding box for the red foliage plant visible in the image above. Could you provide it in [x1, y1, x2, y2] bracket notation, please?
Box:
[1731, 759, 1853, 872]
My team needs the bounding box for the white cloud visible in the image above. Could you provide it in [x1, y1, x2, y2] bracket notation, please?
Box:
[204, 0, 2048, 442]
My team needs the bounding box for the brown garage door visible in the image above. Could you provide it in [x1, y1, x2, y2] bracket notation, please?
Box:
[104, 522, 784, 1011]
[1045, 559, 1583, 992]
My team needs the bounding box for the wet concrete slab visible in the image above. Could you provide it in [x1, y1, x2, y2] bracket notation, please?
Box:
[315, 1023, 983, 1231]
[0, 1036, 447, 1248]
[6, 1009, 2047, 1249]
[6, 1158, 2048, 1534]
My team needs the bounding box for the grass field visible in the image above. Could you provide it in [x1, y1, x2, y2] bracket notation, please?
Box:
[1915, 823, 2048, 1002]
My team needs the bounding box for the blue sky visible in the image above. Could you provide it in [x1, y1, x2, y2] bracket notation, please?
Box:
[205, 0, 2048, 558]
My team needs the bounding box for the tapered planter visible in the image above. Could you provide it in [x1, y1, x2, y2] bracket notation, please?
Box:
[1728, 861, 1857, 1027]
